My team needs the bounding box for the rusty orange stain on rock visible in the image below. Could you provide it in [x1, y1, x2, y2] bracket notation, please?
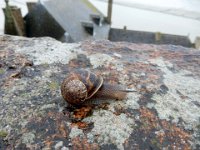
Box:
[58, 122, 68, 138]
[149, 50, 161, 58]
[148, 74, 159, 80]
[20, 111, 70, 149]
[72, 136, 99, 150]
[140, 107, 159, 132]
[44, 113, 69, 135]
[71, 122, 90, 129]
[159, 120, 191, 150]
[72, 106, 93, 120]
[44, 138, 54, 149]
[139, 107, 191, 149]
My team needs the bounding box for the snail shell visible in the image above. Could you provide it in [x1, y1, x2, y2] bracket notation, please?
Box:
[61, 69, 103, 105]
[61, 69, 136, 105]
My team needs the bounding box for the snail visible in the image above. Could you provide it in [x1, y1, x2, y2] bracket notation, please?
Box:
[61, 69, 136, 105]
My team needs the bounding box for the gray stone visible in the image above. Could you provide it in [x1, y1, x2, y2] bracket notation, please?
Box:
[0, 35, 200, 149]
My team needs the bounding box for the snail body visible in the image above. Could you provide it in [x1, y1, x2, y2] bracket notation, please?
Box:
[61, 69, 135, 105]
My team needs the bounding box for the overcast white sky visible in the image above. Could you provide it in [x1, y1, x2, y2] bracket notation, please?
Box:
[94, 0, 200, 12]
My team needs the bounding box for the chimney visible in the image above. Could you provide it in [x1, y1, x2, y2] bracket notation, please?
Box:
[107, 0, 113, 24]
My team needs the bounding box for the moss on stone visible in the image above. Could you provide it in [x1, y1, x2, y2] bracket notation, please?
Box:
[48, 81, 59, 91]
[0, 131, 8, 138]
[196, 124, 200, 129]
[0, 69, 5, 75]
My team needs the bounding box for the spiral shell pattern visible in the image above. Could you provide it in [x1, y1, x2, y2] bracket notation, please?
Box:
[61, 69, 103, 105]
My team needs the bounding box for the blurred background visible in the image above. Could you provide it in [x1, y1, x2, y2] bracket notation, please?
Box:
[0, 0, 200, 48]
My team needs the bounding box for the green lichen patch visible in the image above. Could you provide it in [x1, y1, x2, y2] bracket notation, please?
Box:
[0, 69, 5, 75]
[0, 131, 8, 138]
[48, 81, 59, 91]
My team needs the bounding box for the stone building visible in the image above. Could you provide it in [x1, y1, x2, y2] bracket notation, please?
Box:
[25, 0, 110, 42]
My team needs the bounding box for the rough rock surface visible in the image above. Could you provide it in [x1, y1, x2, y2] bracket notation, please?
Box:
[0, 35, 200, 150]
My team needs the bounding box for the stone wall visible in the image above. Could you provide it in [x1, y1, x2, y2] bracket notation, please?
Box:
[109, 28, 192, 47]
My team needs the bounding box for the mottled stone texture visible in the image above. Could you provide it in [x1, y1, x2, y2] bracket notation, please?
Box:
[0, 35, 200, 150]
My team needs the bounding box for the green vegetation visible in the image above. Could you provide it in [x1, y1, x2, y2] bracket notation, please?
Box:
[151, 138, 161, 149]
[42, 62, 49, 68]
[0, 69, 5, 75]
[48, 81, 59, 91]
[196, 124, 200, 129]
[0, 131, 8, 138]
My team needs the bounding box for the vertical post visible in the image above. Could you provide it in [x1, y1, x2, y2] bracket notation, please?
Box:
[107, 0, 113, 24]
[11, 7, 26, 36]
[3, 0, 17, 35]
[195, 37, 200, 50]
[5, 0, 9, 6]
[3, 0, 25, 36]
[26, 2, 37, 13]
[155, 32, 162, 43]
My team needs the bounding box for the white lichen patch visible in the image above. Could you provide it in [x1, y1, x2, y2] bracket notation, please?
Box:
[42, 65, 63, 78]
[21, 132, 35, 144]
[88, 53, 125, 72]
[113, 52, 122, 58]
[55, 141, 63, 150]
[40, 104, 56, 110]
[148, 58, 200, 128]
[83, 110, 135, 150]
[89, 53, 114, 69]
[15, 37, 83, 65]
[112, 62, 125, 72]
[125, 93, 140, 110]
[69, 126, 84, 138]
[0, 73, 58, 130]
[118, 73, 130, 85]
[108, 93, 140, 112]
